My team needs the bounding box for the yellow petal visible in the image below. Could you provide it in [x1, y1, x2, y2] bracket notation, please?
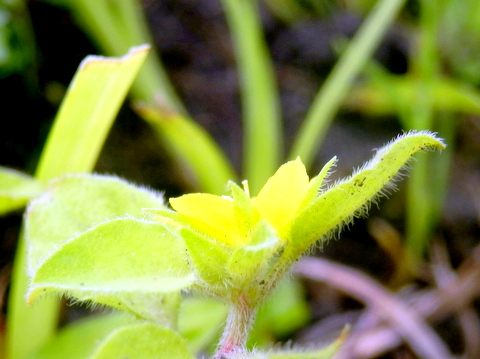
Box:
[253, 158, 309, 232]
[170, 193, 241, 246]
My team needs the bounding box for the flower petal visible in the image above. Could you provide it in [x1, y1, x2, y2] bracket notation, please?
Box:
[170, 193, 240, 245]
[253, 158, 309, 233]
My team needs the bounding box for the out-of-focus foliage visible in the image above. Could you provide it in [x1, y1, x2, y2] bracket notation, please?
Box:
[0, 0, 36, 79]
[440, 0, 480, 85]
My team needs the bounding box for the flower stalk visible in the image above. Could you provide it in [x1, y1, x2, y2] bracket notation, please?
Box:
[214, 292, 258, 359]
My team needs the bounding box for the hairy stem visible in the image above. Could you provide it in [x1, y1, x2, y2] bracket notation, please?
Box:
[213, 293, 257, 359]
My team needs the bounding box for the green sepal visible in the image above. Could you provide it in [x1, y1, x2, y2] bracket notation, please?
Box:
[90, 322, 196, 359]
[27, 218, 194, 323]
[227, 221, 281, 288]
[181, 227, 230, 290]
[228, 181, 260, 238]
[300, 156, 337, 207]
[290, 131, 446, 255]
[0, 167, 44, 215]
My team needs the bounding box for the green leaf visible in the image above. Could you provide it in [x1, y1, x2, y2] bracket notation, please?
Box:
[28, 218, 194, 322]
[290, 131, 446, 255]
[90, 322, 196, 359]
[26, 313, 134, 359]
[7, 47, 151, 359]
[26, 174, 166, 274]
[0, 167, 44, 215]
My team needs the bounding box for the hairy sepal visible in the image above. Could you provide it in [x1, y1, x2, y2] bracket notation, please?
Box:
[181, 227, 231, 291]
[300, 156, 337, 207]
[290, 131, 445, 254]
[229, 181, 260, 239]
[27, 218, 194, 322]
[227, 221, 281, 289]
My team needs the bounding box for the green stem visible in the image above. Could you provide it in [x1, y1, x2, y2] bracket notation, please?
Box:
[220, 0, 282, 195]
[289, 0, 406, 169]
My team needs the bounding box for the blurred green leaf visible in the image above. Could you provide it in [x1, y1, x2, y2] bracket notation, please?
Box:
[90, 322, 196, 359]
[0, 167, 43, 215]
[0, 0, 36, 79]
[26, 313, 134, 359]
[178, 297, 228, 353]
[249, 279, 310, 346]
[346, 75, 480, 116]
[220, 0, 282, 194]
[289, 0, 407, 169]
[441, 0, 480, 85]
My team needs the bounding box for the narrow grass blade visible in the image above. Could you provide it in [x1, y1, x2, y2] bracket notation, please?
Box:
[35, 45, 150, 181]
[220, 0, 282, 194]
[138, 105, 237, 195]
[61, 0, 185, 111]
[289, 0, 406, 169]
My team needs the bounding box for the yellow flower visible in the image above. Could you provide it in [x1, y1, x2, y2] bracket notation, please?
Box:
[164, 131, 445, 295]
[169, 158, 312, 246]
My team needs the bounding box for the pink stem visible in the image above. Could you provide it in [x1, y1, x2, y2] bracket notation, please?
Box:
[213, 293, 256, 359]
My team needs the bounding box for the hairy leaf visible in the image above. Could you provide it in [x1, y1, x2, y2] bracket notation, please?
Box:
[290, 131, 446, 254]
[26, 174, 166, 274]
[28, 218, 194, 321]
